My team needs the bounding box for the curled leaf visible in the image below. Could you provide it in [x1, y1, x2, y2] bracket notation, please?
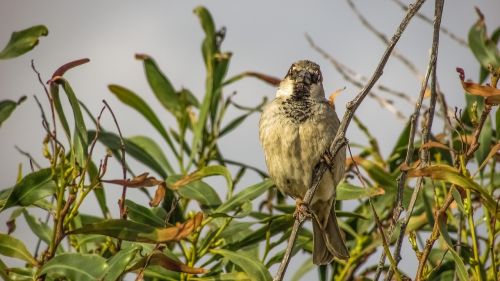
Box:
[102, 172, 163, 188]
[130, 250, 207, 274]
[150, 182, 166, 207]
[329, 87, 346, 108]
[49, 58, 90, 82]
[406, 164, 498, 214]
[420, 141, 455, 152]
[457, 68, 500, 105]
[70, 212, 203, 243]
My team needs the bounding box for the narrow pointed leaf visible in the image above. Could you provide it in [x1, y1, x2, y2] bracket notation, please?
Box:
[71, 213, 203, 243]
[125, 199, 165, 227]
[1, 168, 55, 212]
[129, 135, 174, 174]
[0, 233, 37, 265]
[53, 77, 88, 165]
[215, 179, 273, 213]
[39, 253, 108, 281]
[108, 84, 178, 158]
[0, 97, 26, 127]
[103, 244, 142, 281]
[90, 130, 167, 178]
[176, 180, 222, 208]
[129, 251, 206, 274]
[0, 25, 48, 59]
[336, 182, 385, 200]
[170, 166, 232, 195]
[468, 10, 500, 69]
[436, 216, 468, 281]
[190, 272, 251, 280]
[406, 164, 497, 213]
[210, 249, 272, 281]
[135, 54, 181, 118]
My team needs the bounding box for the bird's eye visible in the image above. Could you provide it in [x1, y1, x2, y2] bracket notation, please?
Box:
[313, 70, 322, 83]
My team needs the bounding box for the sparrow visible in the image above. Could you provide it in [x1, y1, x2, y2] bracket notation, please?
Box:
[259, 60, 349, 264]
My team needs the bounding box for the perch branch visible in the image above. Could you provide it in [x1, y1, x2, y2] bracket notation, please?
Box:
[273, 0, 427, 279]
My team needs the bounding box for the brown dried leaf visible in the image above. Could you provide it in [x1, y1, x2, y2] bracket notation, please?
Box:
[456, 67, 500, 104]
[329, 87, 346, 108]
[149, 182, 166, 207]
[49, 58, 90, 82]
[149, 251, 207, 274]
[421, 141, 455, 152]
[102, 172, 163, 188]
[156, 212, 203, 241]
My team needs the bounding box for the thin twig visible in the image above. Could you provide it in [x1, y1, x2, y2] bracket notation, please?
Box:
[391, 0, 468, 47]
[273, 1, 427, 279]
[102, 100, 128, 250]
[306, 34, 412, 120]
[14, 146, 41, 170]
[346, 0, 422, 78]
[375, 0, 444, 279]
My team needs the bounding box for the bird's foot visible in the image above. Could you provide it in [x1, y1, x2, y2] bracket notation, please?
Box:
[294, 199, 311, 220]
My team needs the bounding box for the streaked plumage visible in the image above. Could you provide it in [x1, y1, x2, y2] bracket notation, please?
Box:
[259, 60, 349, 264]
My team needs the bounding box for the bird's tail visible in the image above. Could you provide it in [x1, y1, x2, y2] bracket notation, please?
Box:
[312, 208, 349, 265]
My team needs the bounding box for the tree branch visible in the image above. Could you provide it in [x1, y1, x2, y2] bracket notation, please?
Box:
[273, 0, 427, 279]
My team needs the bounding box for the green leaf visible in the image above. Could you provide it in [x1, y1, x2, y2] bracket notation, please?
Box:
[71, 214, 201, 243]
[0, 233, 37, 265]
[125, 199, 165, 227]
[50, 83, 71, 145]
[436, 217, 468, 281]
[468, 12, 500, 69]
[215, 179, 273, 213]
[0, 168, 55, 212]
[54, 78, 88, 166]
[407, 164, 498, 214]
[357, 159, 397, 191]
[23, 210, 52, 246]
[475, 115, 492, 171]
[0, 25, 48, 59]
[129, 135, 174, 174]
[136, 55, 182, 118]
[387, 121, 411, 171]
[177, 180, 222, 208]
[143, 265, 181, 280]
[39, 253, 108, 281]
[108, 84, 178, 159]
[171, 165, 233, 196]
[227, 215, 294, 250]
[90, 130, 167, 178]
[337, 182, 385, 200]
[191, 272, 251, 280]
[102, 244, 142, 281]
[219, 113, 252, 138]
[193, 6, 216, 68]
[210, 249, 272, 281]
[88, 160, 110, 217]
[0, 97, 26, 128]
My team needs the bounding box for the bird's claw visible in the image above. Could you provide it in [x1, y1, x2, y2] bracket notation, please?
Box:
[294, 199, 311, 220]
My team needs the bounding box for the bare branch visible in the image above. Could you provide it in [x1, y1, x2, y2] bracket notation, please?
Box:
[391, 0, 468, 47]
[376, 0, 445, 280]
[273, 0, 427, 279]
[346, 0, 422, 78]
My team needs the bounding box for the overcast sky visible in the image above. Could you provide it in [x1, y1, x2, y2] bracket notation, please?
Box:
[1, 0, 499, 279]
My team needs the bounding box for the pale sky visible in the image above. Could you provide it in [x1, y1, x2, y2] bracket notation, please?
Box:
[1, 0, 499, 279]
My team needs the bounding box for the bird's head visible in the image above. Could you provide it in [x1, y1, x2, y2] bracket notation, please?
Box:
[276, 60, 324, 100]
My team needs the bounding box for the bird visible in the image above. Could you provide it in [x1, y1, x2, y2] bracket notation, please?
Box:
[259, 60, 349, 264]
